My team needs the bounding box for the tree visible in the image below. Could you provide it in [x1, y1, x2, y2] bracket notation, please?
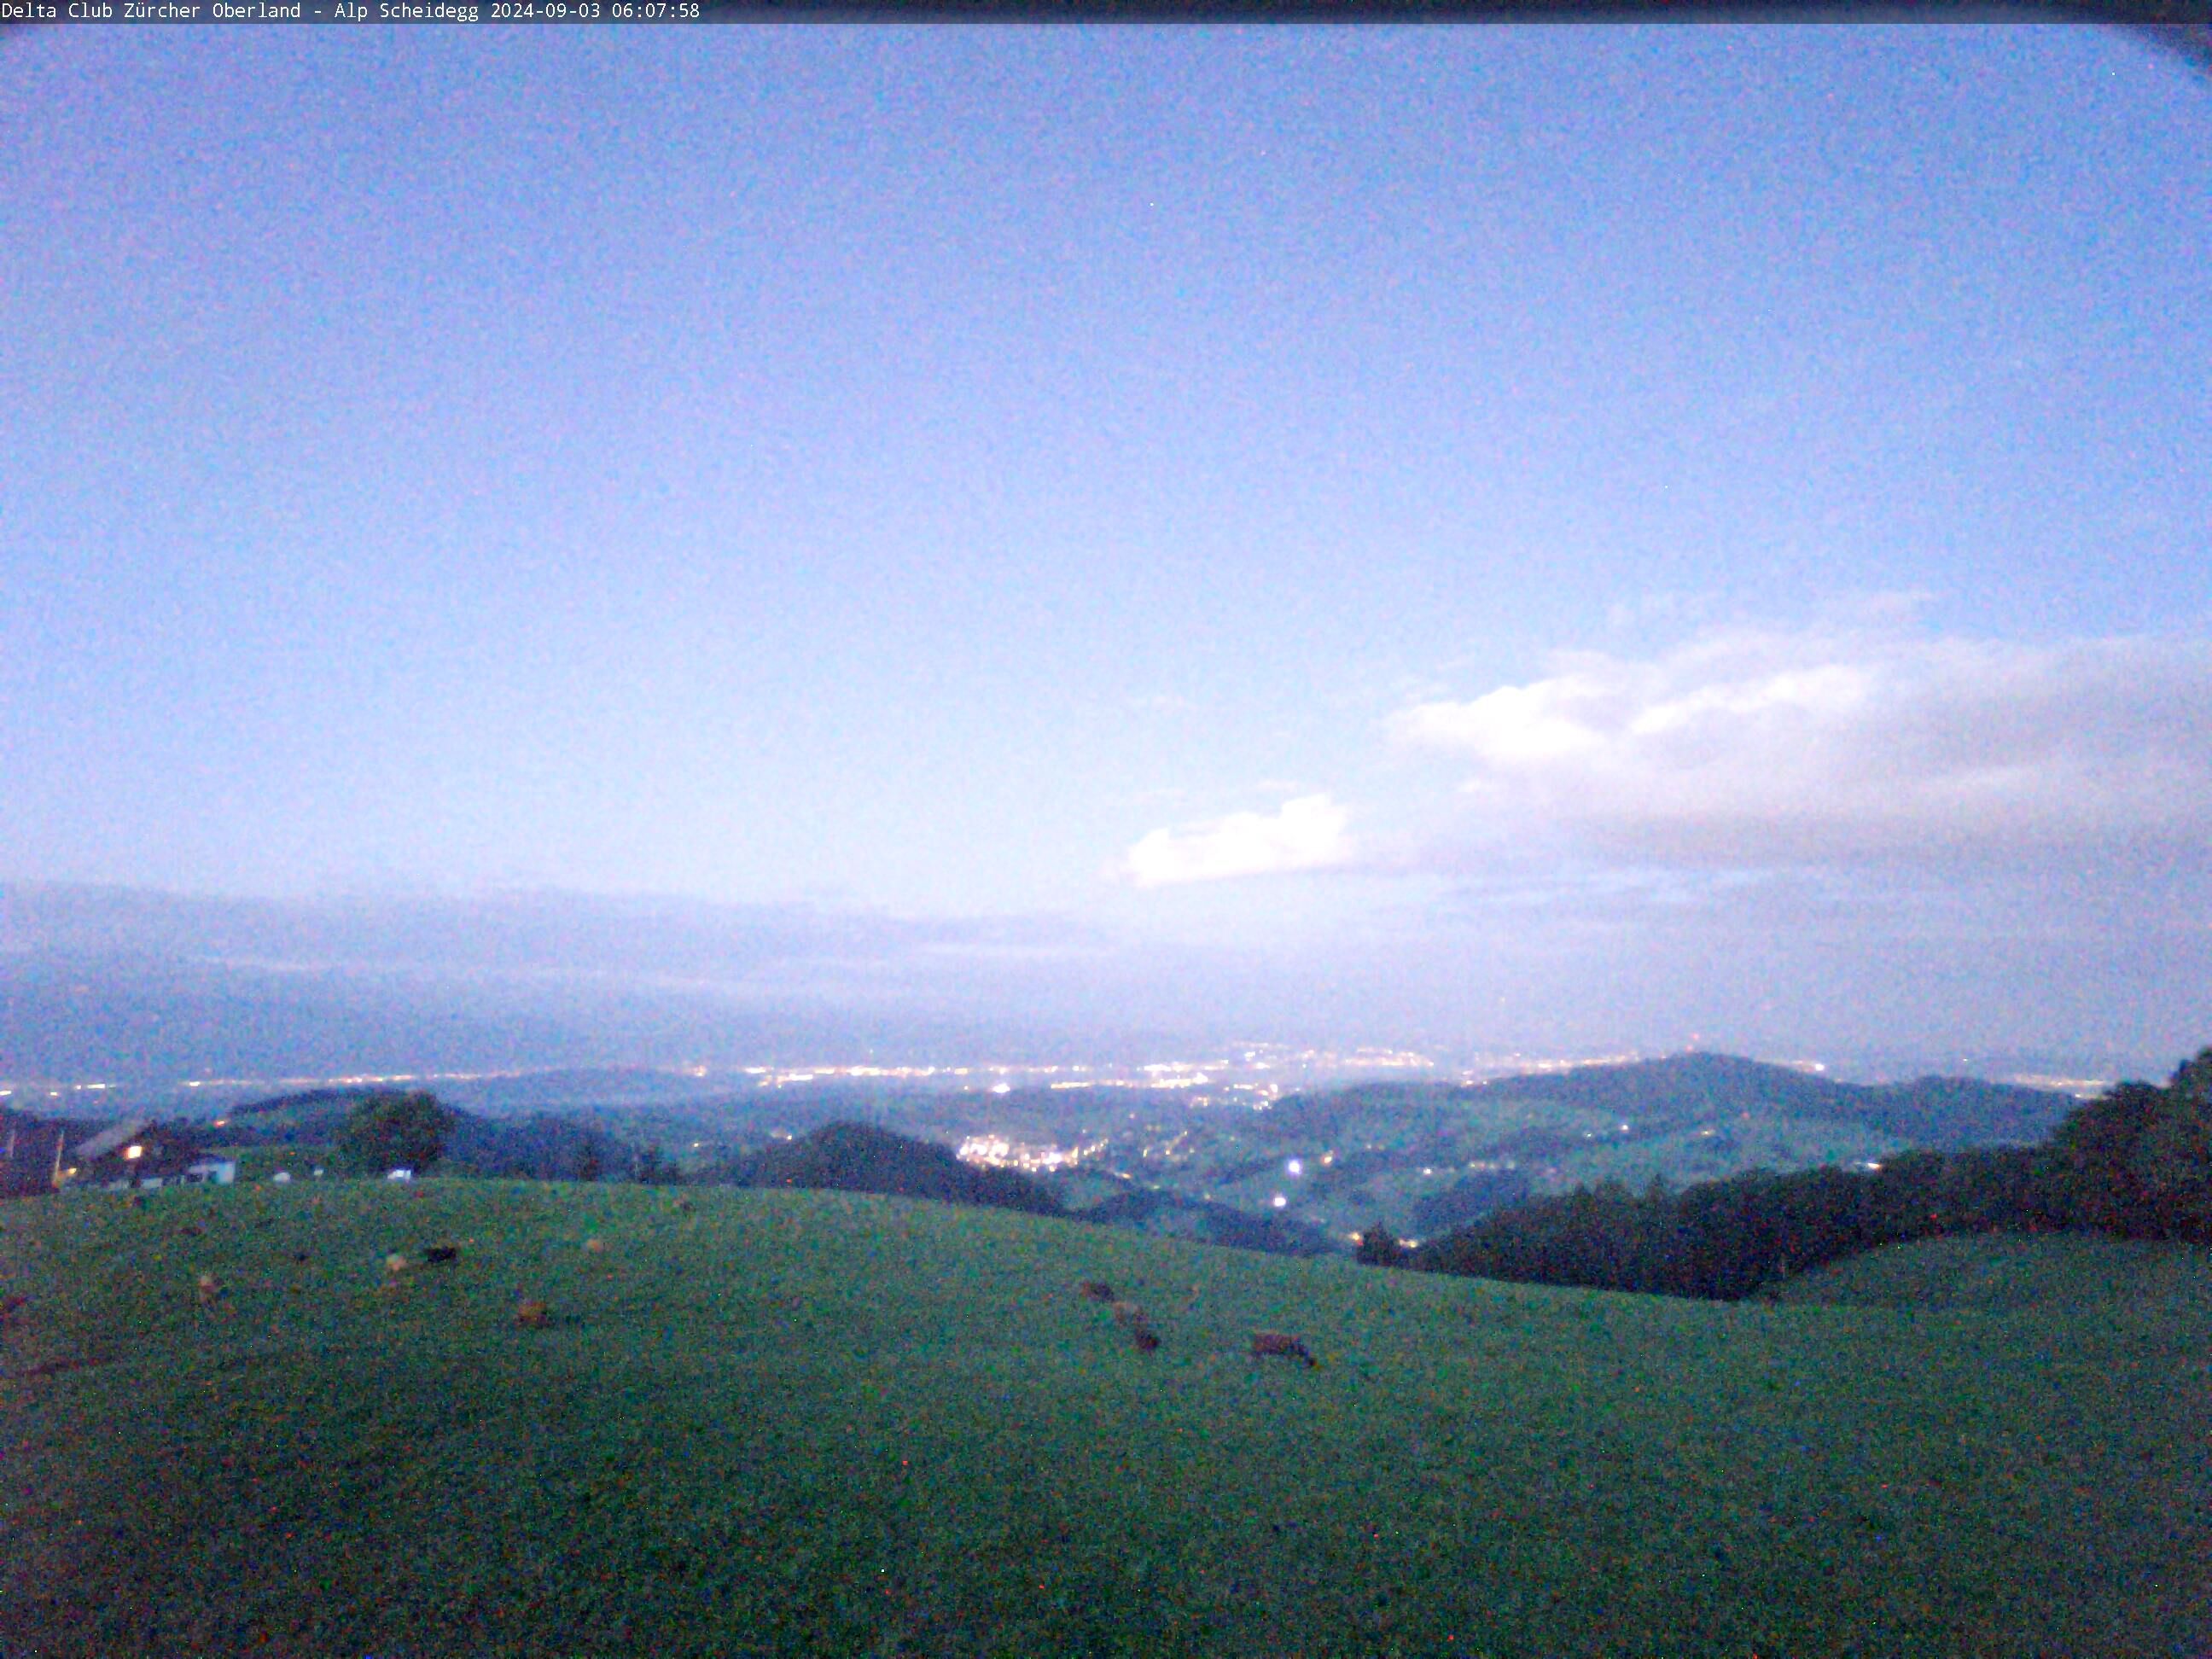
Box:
[1354, 1223, 1407, 1268]
[2126, 1050, 2212, 1241]
[336, 1091, 457, 1177]
[633, 1144, 682, 1185]
[2040, 1081, 2169, 1235]
[574, 1136, 602, 1185]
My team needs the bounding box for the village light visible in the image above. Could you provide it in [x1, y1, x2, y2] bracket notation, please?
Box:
[124, 1144, 143, 1161]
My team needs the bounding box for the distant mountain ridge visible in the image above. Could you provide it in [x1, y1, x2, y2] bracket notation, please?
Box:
[1461, 1052, 2075, 1149]
[1258, 1052, 2075, 1155]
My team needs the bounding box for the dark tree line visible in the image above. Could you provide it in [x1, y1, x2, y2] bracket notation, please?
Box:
[1408, 1049, 2212, 1301]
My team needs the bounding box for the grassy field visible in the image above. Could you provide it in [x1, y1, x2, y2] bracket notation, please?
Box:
[1767, 1231, 2212, 1314]
[2, 1182, 2205, 1658]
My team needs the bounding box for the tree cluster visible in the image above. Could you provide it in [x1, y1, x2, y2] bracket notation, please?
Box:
[718, 1121, 1064, 1217]
[1411, 1049, 2212, 1301]
[1355, 1223, 1409, 1268]
[2039, 1050, 2212, 1239]
[336, 1091, 458, 1177]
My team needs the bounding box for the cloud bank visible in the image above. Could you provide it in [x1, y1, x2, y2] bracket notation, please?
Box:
[1121, 795, 1353, 888]
[1391, 626, 2212, 872]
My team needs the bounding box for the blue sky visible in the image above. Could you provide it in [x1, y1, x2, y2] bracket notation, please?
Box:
[4, 26, 2209, 1066]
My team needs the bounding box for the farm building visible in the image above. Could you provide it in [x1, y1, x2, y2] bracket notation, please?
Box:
[65, 1120, 227, 1191]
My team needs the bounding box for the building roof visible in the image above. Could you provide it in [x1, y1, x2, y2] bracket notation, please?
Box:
[70, 1119, 152, 1161]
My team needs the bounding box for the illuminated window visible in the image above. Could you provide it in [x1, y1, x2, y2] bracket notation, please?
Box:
[124, 1144, 143, 1161]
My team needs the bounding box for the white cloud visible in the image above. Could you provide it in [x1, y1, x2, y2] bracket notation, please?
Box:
[1389, 625, 2212, 870]
[1121, 795, 1354, 888]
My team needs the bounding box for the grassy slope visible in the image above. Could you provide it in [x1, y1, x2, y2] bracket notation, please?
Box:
[1767, 1231, 2212, 1313]
[1, 1184, 2204, 1659]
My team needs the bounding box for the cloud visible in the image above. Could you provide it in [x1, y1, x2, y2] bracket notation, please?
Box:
[1121, 795, 1354, 888]
[1389, 625, 2212, 871]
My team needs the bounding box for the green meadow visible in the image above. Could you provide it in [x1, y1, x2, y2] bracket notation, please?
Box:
[3, 1182, 2204, 1657]
[1767, 1231, 2212, 1315]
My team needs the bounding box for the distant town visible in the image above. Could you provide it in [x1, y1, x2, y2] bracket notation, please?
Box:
[2, 1044, 1502, 1117]
[0, 1039, 2116, 1126]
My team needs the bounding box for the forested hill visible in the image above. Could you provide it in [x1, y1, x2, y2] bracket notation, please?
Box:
[1270, 1053, 2075, 1152]
[727, 1121, 1063, 1217]
[1470, 1053, 2075, 1148]
[1409, 1047, 2212, 1302]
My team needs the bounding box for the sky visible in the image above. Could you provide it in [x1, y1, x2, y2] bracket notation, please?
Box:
[3, 25, 2209, 1071]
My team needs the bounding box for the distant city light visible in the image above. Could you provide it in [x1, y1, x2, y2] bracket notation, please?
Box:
[1286, 1158, 1303, 1176]
[1272, 1193, 1288, 1208]
[958, 1133, 1101, 1173]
